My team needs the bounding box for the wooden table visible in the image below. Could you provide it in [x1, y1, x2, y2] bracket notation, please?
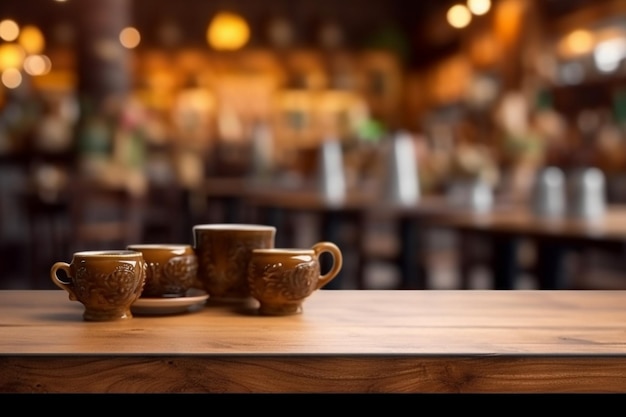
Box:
[2, 289, 626, 393]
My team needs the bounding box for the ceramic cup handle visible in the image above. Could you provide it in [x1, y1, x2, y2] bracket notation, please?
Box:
[50, 262, 78, 301]
[312, 241, 343, 289]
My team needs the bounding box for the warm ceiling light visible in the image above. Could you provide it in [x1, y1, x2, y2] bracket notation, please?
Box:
[18, 25, 45, 54]
[558, 29, 594, 57]
[207, 11, 250, 51]
[0, 43, 25, 70]
[0, 19, 19, 42]
[120, 26, 141, 49]
[23, 54, 52, 75]
[467, 0, 491, 16]
[447, 4, 472, 29]
[1, 68, 22, 89]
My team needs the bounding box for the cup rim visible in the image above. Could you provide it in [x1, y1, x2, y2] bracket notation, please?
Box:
[127, 243, 191, 250]
[73, 250, 142, 258]
[252, 248, 314, 254]
[193, 224, 276, 232]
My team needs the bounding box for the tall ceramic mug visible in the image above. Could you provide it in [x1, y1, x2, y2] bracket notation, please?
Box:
[50, 250, 147, 321]
[193, 224, 276, 300]
[247, 241, 343, 315]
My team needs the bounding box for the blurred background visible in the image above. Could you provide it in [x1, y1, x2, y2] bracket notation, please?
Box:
[2, 0, 626, 290]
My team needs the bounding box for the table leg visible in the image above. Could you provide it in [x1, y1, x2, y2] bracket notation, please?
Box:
[457, 231, 474, 290]
[398, 217, 427, 290]
[353, 210, 369, 290]
[535, 241, 567, 289]
[491, 235, 518, 290]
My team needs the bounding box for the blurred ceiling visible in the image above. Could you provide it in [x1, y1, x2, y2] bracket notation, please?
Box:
[0, 0, 611, 68]
[0, 0, 437, 43]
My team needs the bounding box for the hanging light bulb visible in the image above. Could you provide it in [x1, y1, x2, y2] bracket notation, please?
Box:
[467, 0, 491, 16]
[18, 25, 45, 54]
[207, 11, 250, 51]
[0, 19, 19, 42]
[0, 43, 25, 70]
[119, 26, 141, 49]
[447, 4, 472, 29]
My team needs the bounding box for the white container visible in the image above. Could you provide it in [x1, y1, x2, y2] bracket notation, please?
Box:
[386, 130, 420, 206]
[318, 139, 346, 205]
[469, 180, 493, 213]
[568, 167, 606, 219]
[532, 166, 566, 218]
[250, 122, 274, 180]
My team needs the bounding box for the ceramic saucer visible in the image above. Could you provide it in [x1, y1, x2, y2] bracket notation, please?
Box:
[131, 288, 209, 316]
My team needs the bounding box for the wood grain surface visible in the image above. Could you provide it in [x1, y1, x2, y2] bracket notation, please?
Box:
[2, 290, 626, 393]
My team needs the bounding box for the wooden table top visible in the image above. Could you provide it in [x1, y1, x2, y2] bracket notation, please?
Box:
[2, 289, 626, 354]
[2, 289, 626, 393]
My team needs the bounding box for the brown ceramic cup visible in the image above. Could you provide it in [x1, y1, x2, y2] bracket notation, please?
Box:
[247, 241, 343, 315]
[126, 244, 198, 298]
[50, 250, 147, 321]
[193, 224, 276, 300]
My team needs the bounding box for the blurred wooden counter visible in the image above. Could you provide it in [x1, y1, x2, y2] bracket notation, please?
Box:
[2, 289, 626, 393]
[380, 198, 626, 290]
[432, 203, 626, 289]
[437, 203, 626, 243]
[198, 177, 626, 290]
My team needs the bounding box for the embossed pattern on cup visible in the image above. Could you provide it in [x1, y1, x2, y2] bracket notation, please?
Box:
[127, 244, 198, 298]
[50, 250, 147, 321]
[248, 241, 343, 315]
[193, 224, 276, 300]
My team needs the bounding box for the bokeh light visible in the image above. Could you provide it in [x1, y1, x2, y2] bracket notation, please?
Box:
[207, 12, 250, 51]
[467, 0, 491, 16]
[18, 25, 45, 54]
[0, 43, 25, 70]
[0, 19, 19, 42]
[447, 4, 472, 29]
[23, 54, 52, 76]
[1, 68, 22, 89]
[120, 26, 141, 49]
